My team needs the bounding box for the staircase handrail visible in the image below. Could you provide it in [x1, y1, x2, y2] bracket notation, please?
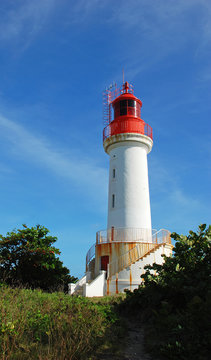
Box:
[86, 243, 95, 271]
[107, 229, 171, 279]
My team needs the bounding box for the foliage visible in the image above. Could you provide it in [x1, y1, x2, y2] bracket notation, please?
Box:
[0, 286, 122, 360]
[123, 224, 211, 360]
[0, 225, 77, 291]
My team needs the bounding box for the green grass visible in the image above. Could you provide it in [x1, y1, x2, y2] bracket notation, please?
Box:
[0, 285, 125, 360]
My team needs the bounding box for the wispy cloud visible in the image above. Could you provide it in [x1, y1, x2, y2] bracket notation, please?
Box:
[150, 162, 207, 233]
[106, 0, 211, 80]
[0, 0, 102, 47]
[169, 189, 200, 208]
[149, 156, 203, 214]
[0, 162, 14, 177]
[110, 0, 211, 42]
[0, 0, 57, 48]
[0, 114, 107, 201]
[1, 0, 211, 65]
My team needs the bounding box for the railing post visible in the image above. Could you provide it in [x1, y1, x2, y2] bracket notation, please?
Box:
[111, 226, 114, 241]
[115, 272, 118, 294]
[130, 266, 132, 292]
[107, 263, 109, 280]
[136, 244, 140, 259]
[107, 278, 110, 295]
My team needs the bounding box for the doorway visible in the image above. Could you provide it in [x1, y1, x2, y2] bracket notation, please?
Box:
[101, 255, 109, 274]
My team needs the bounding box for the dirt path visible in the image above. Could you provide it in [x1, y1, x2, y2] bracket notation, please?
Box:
[97, 315, 154, 360]
[121, 316, 153, 360]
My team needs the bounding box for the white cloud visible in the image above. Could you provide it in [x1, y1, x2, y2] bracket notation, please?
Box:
[1, 0, 211, 63]
[0, 0, 102, 47]
[0, 0, 57, 47]
[0, 114, 107, 199]
[0, 162, 14, 177]
[149, 156, 203, 215]
[106, 0, 211, 81]
[169, 188, 200, 208]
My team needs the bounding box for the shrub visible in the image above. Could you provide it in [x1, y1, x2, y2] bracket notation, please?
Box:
[0, 286, 121, 359]
[123, 224, 211, 360]
[0, 225, 77, 291]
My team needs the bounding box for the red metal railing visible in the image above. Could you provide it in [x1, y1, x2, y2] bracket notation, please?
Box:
[103, 121, 153, 142]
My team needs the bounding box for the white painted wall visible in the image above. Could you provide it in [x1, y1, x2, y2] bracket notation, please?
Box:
[107, 243, 173, 294]
[68, 272, 91, 295]
[69, 244, 172, 297]
[68, 283, 76, 295]
[83, 271, 106, 297]
[105, 134, 153, 232]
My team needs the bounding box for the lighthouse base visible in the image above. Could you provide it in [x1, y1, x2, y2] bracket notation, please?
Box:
[69, 231, 173, 297]
[106, 242, 172, 295]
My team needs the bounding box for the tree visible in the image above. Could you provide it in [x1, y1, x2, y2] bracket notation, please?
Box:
[143, 223, 211, 301]
[123, 224, 211, 360]
[0, 225, 77, 291]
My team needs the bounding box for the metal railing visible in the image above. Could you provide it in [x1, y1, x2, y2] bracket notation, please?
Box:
[103, 82, 134, 125]
[108, 242, 157, 279]
[152, 229, 171, 245]
[85, 244, 95, 272]
[96, 227, 157, 244]
[103, 121, 153, 142]
[107, 229, 171, 279]
[85, 228, 171, 277]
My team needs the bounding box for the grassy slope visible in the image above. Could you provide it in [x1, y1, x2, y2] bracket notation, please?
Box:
[0, 286, 125, 360]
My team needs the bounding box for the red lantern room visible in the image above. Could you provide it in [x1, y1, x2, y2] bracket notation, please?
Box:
[103, 81, 153, 142]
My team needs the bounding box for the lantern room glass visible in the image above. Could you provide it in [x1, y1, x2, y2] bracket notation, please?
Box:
[113, 100, 141, 119]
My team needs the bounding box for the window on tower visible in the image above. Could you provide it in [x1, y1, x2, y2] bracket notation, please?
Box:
[112, 194, 115, 208]
[112, 168, 116, 179]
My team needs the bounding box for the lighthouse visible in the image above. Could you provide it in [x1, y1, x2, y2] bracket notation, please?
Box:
[69, 81, 173, 297]
[104, 81, 152, 235]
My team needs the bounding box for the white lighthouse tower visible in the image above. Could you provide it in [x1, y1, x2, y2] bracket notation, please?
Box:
[104, 81, 152, 234]
[69, 81, 173, 297]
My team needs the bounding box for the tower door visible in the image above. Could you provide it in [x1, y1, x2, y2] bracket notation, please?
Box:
[101, 255, 109, 272]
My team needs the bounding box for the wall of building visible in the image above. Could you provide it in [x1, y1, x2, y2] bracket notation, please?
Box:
[106, 243, 173, 295]
[95, 241, 137, 277]
[106, 136, 152, 231]
[83, 271, 106, 297]
[69, 243, 172, 296]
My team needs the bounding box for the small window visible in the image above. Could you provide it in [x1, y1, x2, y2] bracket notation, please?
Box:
[112, 194, 115, 208]
[112, 168, 116, 179]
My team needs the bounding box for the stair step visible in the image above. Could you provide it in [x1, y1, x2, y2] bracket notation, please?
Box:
[74, 286, 83, 296]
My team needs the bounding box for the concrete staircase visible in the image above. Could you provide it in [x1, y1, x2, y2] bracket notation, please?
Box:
[108, 242, 163, 279]
[69, 229, 173, 297]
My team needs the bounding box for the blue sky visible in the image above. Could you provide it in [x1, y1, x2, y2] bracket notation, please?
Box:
[0, 0, 210, 278]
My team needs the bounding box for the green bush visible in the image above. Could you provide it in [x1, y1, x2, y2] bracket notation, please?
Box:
[0, 286, 121, 360]
[123, 224, 211, 360]
[0, 225, 77, 291]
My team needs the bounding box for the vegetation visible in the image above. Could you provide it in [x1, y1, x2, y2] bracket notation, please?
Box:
[0, 225, 77, 292]
[0, 224, 210, 359]
[0, 286, 123, 360]
[123, 224, 211, 359]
